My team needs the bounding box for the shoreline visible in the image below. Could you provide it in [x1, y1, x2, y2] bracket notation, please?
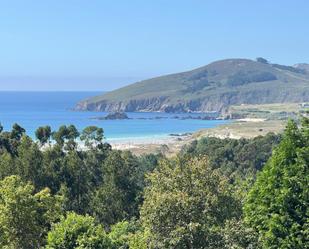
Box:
[37, 118, 286, 156]
[108, 133, 192, 154]
[107, 118, 285, 155]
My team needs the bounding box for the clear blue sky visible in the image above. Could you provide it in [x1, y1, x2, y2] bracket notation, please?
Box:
[0, 0, 308, 91]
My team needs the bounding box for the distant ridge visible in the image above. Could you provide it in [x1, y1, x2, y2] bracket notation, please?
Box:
[294, 63, 309, 72]
[76, 58, 309, 113]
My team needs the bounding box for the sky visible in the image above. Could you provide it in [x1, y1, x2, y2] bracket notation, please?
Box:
[0, 0, 308, 91]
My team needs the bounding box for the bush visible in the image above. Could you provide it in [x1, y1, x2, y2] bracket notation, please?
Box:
[227, 71, 277, 86]
[46, 212, 112, 249]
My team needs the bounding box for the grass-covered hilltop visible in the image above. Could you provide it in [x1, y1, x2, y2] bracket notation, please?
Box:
[76, 58, 309, 113]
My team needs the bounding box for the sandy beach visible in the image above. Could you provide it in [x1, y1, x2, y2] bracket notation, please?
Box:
[107, 118, 286, 155]
[108, 134, 192, 155]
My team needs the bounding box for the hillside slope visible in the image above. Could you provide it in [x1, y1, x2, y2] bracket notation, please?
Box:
[294, 63, 309, 72]
[76, 59, 309, 113]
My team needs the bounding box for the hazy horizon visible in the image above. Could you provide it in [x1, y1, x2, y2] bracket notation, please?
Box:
[0, 0, 308, 91]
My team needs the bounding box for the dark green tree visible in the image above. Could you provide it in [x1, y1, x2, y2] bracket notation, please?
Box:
[52, 125, 79, 149]
[52, 125, 67, 146]
[1, 123, 26, 155]
[65, 125, 80, 150]
[15, 136, 44, 189]
[10, 123, 26, 140]
[90, 150, 139, 228]
[35, 125, 52, 146]
[244, 119, 309, 248]
[181, 133, 281, 181]
[256, 57, 269, 64]
[61, 150, 92, 213]
[0, 151, 15, 180]
[40, 145, 66, 193]
[80, 126, 104, 149]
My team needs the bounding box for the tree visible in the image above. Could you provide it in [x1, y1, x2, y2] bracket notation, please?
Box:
[0, 151, 15, 180]
[52, 125, 67, 146]
[65, 125, 80, 150]
[46, 212, 112, 249]
[15, 136, 44, 189]
[140, 156, 241, 248]
[40, 144, 66, 193]
[127, 229, 150, 249]
[221, 218, 260, 249]
[10, 123, 25, 140]
[52, 125, 79, 149]
[0, 175, 63, 249]
[108, 221, 137, 248]
[181, 133, 281, 181]
[244, 119, 309, 248]
[61, 150, 92, 213]
[0, 123, 27, 155]
[90, 151, 139, 228]
[80, 126, 104, 149]
[35, 126, 52, 146]
[256, 57, 269, 64]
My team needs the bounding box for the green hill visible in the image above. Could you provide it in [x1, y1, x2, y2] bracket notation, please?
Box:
[76, 58, 309, 113]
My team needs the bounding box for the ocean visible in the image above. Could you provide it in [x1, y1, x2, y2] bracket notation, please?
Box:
[0, 92, 229, 142]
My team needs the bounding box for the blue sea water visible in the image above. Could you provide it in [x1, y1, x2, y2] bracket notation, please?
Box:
[0, 92, 229, 142]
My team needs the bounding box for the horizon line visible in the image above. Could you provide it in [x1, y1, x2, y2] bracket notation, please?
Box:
[0, 90, 107, 92]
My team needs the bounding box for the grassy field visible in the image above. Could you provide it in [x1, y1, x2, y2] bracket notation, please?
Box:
[193, 120, 286, 140]
[230, 102, 302, 112]
[228, 102, 307, 120]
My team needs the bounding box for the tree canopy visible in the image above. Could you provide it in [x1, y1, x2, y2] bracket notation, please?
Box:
[46, 212, 112, 249]
[0, 120, 306, 248]
[244, 119, 309, 248]
[140, 156, 241, 248]
[0, 175, 62, 249]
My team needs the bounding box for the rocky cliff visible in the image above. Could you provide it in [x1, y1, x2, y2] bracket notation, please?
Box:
[76, 58, 309, 113]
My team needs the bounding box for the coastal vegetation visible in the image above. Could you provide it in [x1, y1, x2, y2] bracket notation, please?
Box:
[76, 58, 309, 113]
[0, 117, 308, 248]
[227, 102, 307, 120]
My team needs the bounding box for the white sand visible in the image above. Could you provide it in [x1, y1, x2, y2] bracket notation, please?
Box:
[108, 136, 178, 150]
[237, 118, 266, 122]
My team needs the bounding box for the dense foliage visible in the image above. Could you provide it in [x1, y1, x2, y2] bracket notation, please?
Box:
[226, 71, 277, 86]
[181, 133, 281, 180]
[0, 175, 62, 249]
[140, 157, 241, 248]
[244, 119, 309, 248]
[46, 212, 112, 249]
[0, 118, 307, 248]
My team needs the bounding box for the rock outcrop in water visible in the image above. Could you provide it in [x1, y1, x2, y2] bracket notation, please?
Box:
[93, 112, 129, 120]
